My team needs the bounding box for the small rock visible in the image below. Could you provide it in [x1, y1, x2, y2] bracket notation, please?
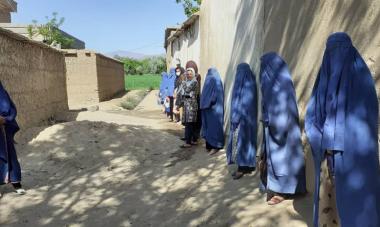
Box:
[87, 105, 99, 112]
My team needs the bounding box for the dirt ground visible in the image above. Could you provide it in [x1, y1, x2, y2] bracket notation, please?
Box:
[0, 91, 313, 227]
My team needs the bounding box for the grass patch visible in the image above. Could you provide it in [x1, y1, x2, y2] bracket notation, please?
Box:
[125, 74, 161, 90]
[120, 90, 149, 110]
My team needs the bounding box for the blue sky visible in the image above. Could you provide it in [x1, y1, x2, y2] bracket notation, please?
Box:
[12, 0, 187, 55]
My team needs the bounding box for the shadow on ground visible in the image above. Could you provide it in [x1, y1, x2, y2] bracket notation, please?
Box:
[1, 118, 312, 227]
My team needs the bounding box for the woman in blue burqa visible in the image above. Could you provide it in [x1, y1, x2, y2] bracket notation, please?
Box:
[167, 68, 176, 122]
[226, 63, 257, 180]
[259, 52, 306, 205]
[0, 81, 25, 196]
[200, 68, 224, 155]
[305, 32, 380, 227]
[159, 72, 169, 114]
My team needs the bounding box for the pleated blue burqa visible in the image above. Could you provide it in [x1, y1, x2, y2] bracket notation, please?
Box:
[305, 32, 380, 227]
[260, 52, 306, 194]
[226, 63, 257, 167]
[200, 68, 224, 149]
[0, 82, 21, 184]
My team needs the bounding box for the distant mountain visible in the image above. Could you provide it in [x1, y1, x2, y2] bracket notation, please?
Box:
[105, 51, 146, 59]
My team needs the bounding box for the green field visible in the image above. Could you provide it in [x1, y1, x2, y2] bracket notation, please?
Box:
[125, 74, 162, 90]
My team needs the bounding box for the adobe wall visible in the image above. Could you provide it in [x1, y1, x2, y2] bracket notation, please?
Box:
[0, 28, 68, 129]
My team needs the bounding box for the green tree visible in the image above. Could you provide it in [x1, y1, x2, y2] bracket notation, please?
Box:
[118, 56, 167, 75]
[176, 0, 202, 17]
[27, 12, 74, 49]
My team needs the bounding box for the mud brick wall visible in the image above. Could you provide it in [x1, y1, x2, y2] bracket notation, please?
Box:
[0, 28, 68, 129]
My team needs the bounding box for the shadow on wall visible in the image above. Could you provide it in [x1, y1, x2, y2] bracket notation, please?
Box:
[1, 120, 312, 226]
[213, 0, 380, 215]
[263, 0, 380, 111]
[262, 0, 380, 190]
[223, 0, 264, 137]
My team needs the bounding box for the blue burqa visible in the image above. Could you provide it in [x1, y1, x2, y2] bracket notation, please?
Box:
[159, 72, 168, 102]
[167, 68, 176, 97]
[200, 68, 224, 149]
[305, 32, 380, 227]
[226, 63, 257, 167]
[0, 82, 21, 184]
[159, 70, 175, 98]
[259, 52, 306, 194]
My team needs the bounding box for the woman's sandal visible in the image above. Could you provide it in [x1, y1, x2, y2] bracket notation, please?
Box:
[209, 149, 219, 155]
[267, 195, 285, 205]
[232, 171, 245, 180]
[191, 142, 198, 145]
[15, 188, 26, 195]
[180, 144, 192, 149]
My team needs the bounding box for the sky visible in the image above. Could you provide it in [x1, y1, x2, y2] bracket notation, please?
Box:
[12, 0, 187, 55]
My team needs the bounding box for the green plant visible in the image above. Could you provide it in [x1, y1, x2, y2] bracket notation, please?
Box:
[120, 90, 149, 110]
[176, 0, 202, 17]
[27, 12, 74, 49]
[125, 74, 161, 90]
[120, 98, 139, 110]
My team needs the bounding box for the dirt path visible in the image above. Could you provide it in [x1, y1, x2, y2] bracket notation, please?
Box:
[0, 91, 313, 227]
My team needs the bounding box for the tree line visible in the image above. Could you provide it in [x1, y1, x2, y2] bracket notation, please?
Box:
[116, 56, 167, 76]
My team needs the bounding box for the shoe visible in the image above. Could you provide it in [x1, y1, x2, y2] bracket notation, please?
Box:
[180, 144, 192, 149]
[232, 171, 245, 180]
[209, 149, 219, 155]
[15, 188, 26, 195]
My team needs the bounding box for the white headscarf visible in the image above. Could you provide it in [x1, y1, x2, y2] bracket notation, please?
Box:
[186, 68, 197, 82]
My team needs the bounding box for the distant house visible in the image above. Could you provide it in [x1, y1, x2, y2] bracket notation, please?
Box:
[164, 13, 200, 70]
[0, 0, 85, 49]
[0, 0, 16, 23]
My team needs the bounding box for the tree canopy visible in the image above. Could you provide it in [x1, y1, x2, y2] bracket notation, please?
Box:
[27, 12, 74, 49]
[116, 56, 166, 75]
[176, 0, 202, 17]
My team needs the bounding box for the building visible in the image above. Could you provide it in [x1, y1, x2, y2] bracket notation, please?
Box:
[0, 0, 85, 49]
[0, 0, 16, 23]
[64, 50, 125, 110]
[0, 23, 86, 49]
[165, 13, 200, 70]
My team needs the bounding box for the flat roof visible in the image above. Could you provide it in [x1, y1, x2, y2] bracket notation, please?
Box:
[164, 13, 200, 48]
[0, 27, 63, 53]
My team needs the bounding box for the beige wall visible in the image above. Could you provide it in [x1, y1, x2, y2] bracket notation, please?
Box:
[0, 28, 68, 129]
[96, 53, 125, 101]
[65, 50, 125, 109]
[0, 11, 10, 23]
[199, 0, 264, 135]
[65, 50, 99, 109]
[263, 0, 380, 118]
